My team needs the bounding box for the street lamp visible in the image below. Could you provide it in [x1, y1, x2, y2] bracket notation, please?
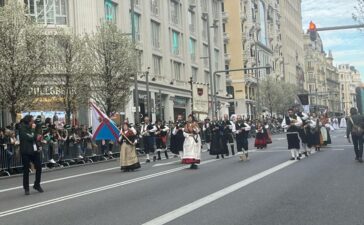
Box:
[140, 67, 151, 119]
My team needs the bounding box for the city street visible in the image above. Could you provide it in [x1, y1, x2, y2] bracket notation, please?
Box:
[0, 129, 362, 225]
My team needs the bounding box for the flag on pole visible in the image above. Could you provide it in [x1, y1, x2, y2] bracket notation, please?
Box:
[90, 101, 120, 141]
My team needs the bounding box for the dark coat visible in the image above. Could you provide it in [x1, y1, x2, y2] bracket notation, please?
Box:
[19, 124, 37, 155]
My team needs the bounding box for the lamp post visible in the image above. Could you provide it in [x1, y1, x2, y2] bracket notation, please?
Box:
[140, 67, 151, 119]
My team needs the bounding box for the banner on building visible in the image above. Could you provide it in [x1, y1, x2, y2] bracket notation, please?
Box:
[192, 83, 209, 114]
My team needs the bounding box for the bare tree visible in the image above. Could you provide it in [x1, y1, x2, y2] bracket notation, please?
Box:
[0, 2, 48, 123]
[353, 0, 364, 31]
[86, 22, 138, 116]
[49, 29, 91, 124]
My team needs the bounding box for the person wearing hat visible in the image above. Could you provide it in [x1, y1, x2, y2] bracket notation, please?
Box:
[19, 115, 44, 195]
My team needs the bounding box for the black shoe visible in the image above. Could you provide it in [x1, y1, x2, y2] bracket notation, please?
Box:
[290, 157, 295, 160]
[216, 155, 220, 159]
[221, 155, 225, 159]
[303, 152, 308, 157]
[146, 159, 151, 163]
[296, 157, 301, 160]
[33, 186, 44, 193]
[157, 157, 162, 160]
[25, 189, 30, 195]
[190, 164, 198, 169]
[299, 154, 302, 158]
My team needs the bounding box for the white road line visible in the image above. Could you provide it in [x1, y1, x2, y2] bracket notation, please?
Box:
[142, 159, 299, 225]
[0, 159, 218, 218]
[153, 161, 181, 167]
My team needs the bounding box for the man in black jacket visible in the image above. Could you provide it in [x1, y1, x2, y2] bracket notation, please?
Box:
[20, 115, 44, 195]
[347, 107, 364, 163]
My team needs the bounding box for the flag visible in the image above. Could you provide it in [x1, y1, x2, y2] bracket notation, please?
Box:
[90, 101, 120, 141]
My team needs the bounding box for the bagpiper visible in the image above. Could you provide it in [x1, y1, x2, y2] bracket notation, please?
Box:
[282, 108, 303, 160]
[140, 116, 157, 163]
[155, 120, 170, 160]
[235, 115, 251, 160]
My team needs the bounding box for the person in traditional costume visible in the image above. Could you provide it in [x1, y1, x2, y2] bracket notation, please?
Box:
[282, 108, 303, 160]
[222, 114, 236, 156]
[203, 118, 212, 152]
[119, 123, 141, 172]
[340, 116, 347, 128]
[254, 122, 267, 149]
[182, 114, 201, 169]
[320, 115, 331, 146]
[235, 115, 251, 160]
[140, 117, 157, 163]
[332, 117, 339, 130]
[210, 117, 228, 159]
[170, 114, 186, 158]
[155, 120, 170, 160]
[296, 111, 310, 157]
[307, 113, 322, 151]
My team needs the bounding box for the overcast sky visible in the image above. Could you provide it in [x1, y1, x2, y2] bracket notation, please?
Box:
[301, 0, 364, 80]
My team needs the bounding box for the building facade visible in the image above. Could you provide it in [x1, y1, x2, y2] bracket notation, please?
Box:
[338, 64, 362, 115]
[5, 0, 229, 124]
[303, 33, 340, 114]
[223, 0, 283, 118]
[279, 0, 304, 87]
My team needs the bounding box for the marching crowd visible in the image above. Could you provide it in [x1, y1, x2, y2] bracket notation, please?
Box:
[1, 106, 360, 195]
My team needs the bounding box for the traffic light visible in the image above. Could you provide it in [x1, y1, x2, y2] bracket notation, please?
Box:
[308, 21, 317, 42]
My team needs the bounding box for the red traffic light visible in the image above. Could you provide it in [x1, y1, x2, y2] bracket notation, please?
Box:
[309, 21, 316, 31]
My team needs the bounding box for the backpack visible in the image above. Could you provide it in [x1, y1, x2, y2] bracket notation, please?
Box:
[349, 117, 363, 136]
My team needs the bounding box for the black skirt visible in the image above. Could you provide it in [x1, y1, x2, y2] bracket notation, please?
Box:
[287, 133, 300, 149]
[210, 132, 228, 155]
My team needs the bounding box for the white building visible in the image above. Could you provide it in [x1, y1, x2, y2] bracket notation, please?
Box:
[10, 0, 229, 124]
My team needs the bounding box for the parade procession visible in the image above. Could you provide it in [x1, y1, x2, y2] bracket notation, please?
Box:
[2, 0, 364, 224]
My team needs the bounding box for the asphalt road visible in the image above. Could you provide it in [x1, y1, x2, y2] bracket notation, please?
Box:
[0, 129, 362, 225]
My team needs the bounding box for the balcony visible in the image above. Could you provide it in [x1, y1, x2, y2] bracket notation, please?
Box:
[222, 12, 229, 22]
[223, 32, 230, 43]
[224, 53, 231, 64]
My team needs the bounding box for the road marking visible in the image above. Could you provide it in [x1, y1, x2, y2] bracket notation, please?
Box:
[0, 159, 218, 218]
[153, 161, 181, 167]
[142, 159, 300, 225]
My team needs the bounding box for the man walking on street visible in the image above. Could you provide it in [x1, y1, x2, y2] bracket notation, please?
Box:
[20, 115, 44, 195]
[346, 107, 364, 163]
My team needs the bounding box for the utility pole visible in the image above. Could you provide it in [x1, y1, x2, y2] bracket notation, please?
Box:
[131, 0, 140, 124]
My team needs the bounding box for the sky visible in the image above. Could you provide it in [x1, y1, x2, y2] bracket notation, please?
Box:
[301, 0, 364, 81]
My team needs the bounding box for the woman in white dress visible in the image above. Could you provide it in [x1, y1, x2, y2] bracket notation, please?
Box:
[182, 114, 202, 169]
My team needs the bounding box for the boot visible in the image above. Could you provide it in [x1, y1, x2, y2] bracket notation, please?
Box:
[231, 146, 235, 155]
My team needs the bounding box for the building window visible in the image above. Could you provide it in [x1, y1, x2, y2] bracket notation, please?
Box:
[170, 0, 180, 25]
[171, 30, 180, 55]
[0, 0, 5, 7]
[134, 13, 141, 41]
[173, 61, 181, 80]
[212, 0, 219, 19]
[151, 21, 160, 49]
[213, 27, 219, 45]
[201, 0, 208, 13]
[258, 1, 267, 46]
[202, 19, 208, 41]
[203, 44, 209, 68]
[105, 0, 117, 23]
[137, 50, 143, 71]
[188, 10, 196, 34]
[204, 71, 210, 84]
[216, 74, 221, 92]
[192, 67, 198, 82]
[189, 38, 196, 63]
[24, 0, 68, 25]
[214, 50, 219, 71]
[152, 55, 162, 76]
[151, 0, 159, 16]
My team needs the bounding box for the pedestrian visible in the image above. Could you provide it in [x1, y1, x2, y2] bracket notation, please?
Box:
[202, 118, 212, 152]
[346, 107, 364, 163]
[254, 122, 267, 149]
[235, 115, 251, 160]
[170, 114, 185, 158]
[140, 116, 157, 163]
[19, 115, 44, 195]
[155, 120, 169, 160]
[297, 111, 310, 156]
[209, 117, 227, 159]
[119, 122, 141, 172]
[281, 108, 303, 160]
[182, 114, 201, 169]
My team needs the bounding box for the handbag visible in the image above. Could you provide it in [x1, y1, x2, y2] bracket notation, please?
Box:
[349, 117, 363, 136]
